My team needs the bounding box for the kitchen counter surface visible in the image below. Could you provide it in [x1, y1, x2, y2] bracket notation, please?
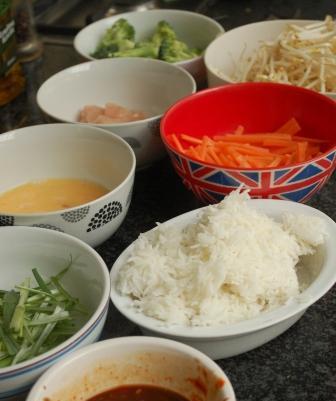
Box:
[1, 1, 335, 400]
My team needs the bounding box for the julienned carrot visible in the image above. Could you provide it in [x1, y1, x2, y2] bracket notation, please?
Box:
[213, 133, 292, 142]
[181, 134, 202, 145]
[171, 133, 184, 153]
[234, 125, 245, 135]
[292, 136, 328, 143]
[169, 118, 325, 169]
[297, 141, 308, 162]
[275, 117, 301, 135]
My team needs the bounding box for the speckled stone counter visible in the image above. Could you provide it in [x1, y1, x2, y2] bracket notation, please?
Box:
[2, 1, 336, 400]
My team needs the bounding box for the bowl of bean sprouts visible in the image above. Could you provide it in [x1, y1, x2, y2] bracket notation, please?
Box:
[204, 17, 336, 99]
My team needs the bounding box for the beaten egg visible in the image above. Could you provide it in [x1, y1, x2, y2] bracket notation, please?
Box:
[0, 178, 109, 213]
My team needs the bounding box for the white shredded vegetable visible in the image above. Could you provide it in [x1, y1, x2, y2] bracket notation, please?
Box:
[230, 16, 336, 93]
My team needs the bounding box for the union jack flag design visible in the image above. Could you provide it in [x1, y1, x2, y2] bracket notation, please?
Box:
[168, 149, 336, 204]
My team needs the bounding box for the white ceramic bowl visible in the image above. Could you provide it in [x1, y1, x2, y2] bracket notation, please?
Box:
[0, 123, 135, 247]
[204, 19, 336, 100]
[110, 199, 336, 360]
[27, 336, 236, 401]
[74, 9, 224, 84]
[0, 226, 110, 399]
[37, 58, 196, 169]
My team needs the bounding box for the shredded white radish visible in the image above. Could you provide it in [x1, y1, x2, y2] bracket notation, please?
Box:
[230, 16, 336, 93]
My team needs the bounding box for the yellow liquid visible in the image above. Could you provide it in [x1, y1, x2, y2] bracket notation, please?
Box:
[0, 178, 109, 213]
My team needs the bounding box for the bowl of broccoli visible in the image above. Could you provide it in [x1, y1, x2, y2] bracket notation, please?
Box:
[74, 9, 224, 85]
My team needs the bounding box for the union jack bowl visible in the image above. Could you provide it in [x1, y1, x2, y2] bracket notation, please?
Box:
[161, 82, 336, 203]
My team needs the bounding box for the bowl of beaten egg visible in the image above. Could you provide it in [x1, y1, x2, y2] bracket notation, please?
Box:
[0, 123, 135, 247]
[110, 191, 336, 360]
[26, 337, 236, 401]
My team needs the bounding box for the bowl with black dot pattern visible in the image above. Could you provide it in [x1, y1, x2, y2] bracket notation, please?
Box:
[0, 123, 136, 247]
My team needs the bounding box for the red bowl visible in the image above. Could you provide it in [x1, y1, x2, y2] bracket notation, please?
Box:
[160, 82, 336, 203]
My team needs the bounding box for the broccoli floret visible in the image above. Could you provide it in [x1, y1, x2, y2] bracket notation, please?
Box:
[91, 18, 202, 62]
[91, 18, 135, 58]
[101, 18, 135, 43]
[150, 20, 177, 47]
[113, 41, 159, 59]
[159, 38, 201, 63]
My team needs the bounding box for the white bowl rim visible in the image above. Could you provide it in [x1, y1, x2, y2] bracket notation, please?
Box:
[37, 58, 197, 128]
[0, 123, 136, 217]
[73, 8, 224, 62]
[160, 82, 336, 170]
[26, 336, 236, 401]
[0, 225, 110, 376]
[110, 199, 336, 339]
[204, 18, 335, 97]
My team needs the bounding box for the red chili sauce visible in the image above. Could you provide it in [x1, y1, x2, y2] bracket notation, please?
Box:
[86, 385, 190, 401]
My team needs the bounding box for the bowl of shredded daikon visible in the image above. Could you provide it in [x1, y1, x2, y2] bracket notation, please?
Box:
[110, 190, 336, 360]
[204, 17, 336, 99]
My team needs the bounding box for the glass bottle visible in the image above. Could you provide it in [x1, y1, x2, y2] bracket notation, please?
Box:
[0, 0, 25, 106]
[12, 0, 42, 62]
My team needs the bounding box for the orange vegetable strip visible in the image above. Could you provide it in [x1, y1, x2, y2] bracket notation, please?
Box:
[226, 147, 242, 165]
[213, 134, 292, 142]
[228, 144, 272, 156]
[219, 154, 237, 168]
[208, 146, 222, 165]
[200, 138, 208, 159]
[226, 148, 251, 168]
[271, 146, 297, 155]
[181, 134, 202, 145]
[226, 154, 238, 166]
[234, 125, 245, 135]
[215, 141, 271, 154]
[204, 154, 217, 164]
[171, 118, 323, 168]
[292, 136, 328, 143]
[244, 156, 265, 168]
[297, 142, 308, 162]
[275, 117, 301, 136]
[171, 134, 185, 153]
[262, 139, 295, 147]
[267, 156, 282, 168]
[187, 146, 199, 159]
[244, 156, 276, 167]
[282, 154, 292, 166]
[237, 156, 252, 168]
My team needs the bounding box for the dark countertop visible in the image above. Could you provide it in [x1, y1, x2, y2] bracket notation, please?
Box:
[2, 1, 336, 400]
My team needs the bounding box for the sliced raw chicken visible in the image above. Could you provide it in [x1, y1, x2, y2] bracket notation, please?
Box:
[78, 102, 147, 124]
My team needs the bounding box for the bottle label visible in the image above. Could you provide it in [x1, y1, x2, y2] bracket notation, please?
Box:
[0, 1, 17, 77]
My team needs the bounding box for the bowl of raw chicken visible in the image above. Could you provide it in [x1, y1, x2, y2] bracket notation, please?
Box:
[37, 57, 196, 169]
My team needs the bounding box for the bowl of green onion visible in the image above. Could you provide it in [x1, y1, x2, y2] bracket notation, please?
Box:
[0, 226, 110, 399]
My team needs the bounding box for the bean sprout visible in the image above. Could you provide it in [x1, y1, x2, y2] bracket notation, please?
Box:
[231, 16, 336, 93]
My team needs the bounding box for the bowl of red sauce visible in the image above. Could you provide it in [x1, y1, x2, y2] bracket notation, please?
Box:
[26, 337, 236, 401]
[160, 82, 336, 203]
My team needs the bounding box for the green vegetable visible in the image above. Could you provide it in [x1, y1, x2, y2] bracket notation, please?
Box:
[113, 41, 160, 59]
[92, 19, 202, 63]
[91, 18, 135, 58]
[158, 37, 201, 63]
[0, 261, 87, 367]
